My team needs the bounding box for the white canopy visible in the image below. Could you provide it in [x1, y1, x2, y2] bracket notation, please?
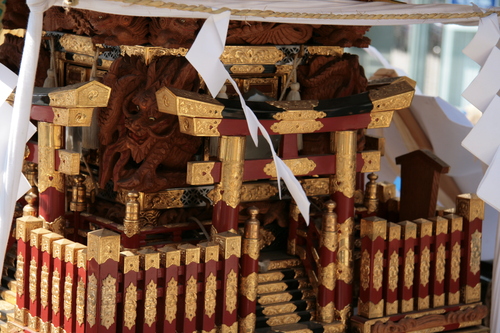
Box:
[34, 0, 500, 25]
[1, 1, 499, 329]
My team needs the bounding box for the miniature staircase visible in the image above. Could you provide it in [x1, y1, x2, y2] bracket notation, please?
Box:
[255, 252, 332, 333]
[0, 245, 17, 331]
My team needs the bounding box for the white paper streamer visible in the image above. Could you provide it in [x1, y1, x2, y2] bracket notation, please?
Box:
[463, 13, 500, 66]
[0, 8, 44, 273]
[186, 12, 310, 223]
[462, 94, 500, 165]
[462, 46, 500, 112]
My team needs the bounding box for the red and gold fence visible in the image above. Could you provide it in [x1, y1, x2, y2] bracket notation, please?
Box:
[351, 194, 488, 333]
[13, 220, 241, 333]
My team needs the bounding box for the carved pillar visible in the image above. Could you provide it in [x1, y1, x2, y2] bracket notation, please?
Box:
[38, 122, 65, 232]
[414, 218, 432, 311]
[139, 251, 161, 332]
[214, 232, 241, 333]
[63, 243, 87, 333]
[429, 216, 448, 308]
[120, 251, 140, 333]
[51, 238, 74, 333]
[28, 228, 51, 331]
[198, 242, 219, 333]
[15, 216, 43, 326]
[70, 175, 87, 243]
[213, 136, 245, 234]
[123, 191, 141, 249]
[384, 223, 401, 315]
[330, 130, 356, 324]
[358, 216, 386, 319]
[75, 249, 87, 333]
[456, 194, 484, 304]
[86, 230, 120, 333]
[317, 201, 337, 323]
[40, 232, 64, 332]
[444, 214, 463, 305]
[178, 244, 200, 333]
[158, 246, 181, 333]
[398, 221, 417, 313]
[239, 207, 260, 333]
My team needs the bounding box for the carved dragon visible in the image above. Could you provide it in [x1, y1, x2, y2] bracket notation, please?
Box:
[98, 55, 202, 192]
[149, 17, 200, 48]
[227, 21, 313, 45]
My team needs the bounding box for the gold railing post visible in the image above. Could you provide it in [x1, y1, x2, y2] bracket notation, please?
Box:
[15, 215, 44, 326]
[317, 201, 337, 323]
[239, 207, 260, 333]
[123, 191, 141, 249]
[364, 173, 378, 214]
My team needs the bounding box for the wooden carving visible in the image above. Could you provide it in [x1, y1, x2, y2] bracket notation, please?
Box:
[43, 7, 94, 35]
[98, 55, 202, 193]
[0, 34, 50, 87]
[298, 54, 368, 155]
[149, 18, 200, 48]
[3, 0, 29, 29]
[227, 21, 313, 45]
[298, 54, 368, 100]
[86, 11, 149, 46]
[371, 305, 488, 333]
[312, 25, 371, 47]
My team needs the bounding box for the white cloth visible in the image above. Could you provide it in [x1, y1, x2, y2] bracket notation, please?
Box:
[51, 0, 497, 26]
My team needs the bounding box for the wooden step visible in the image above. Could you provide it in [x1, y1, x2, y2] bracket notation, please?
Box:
[0, 288, 16, 305]
[0, 301, 14, 322]
[2, 277, 16, 294]
[258, 289, 315, 306]
[261, 258, 302, 272]
[258, 268, 305, 284]
[257, 299, 315, 317]
[270, 321, 324, 333]
[256, 310, 315, 328]
[258, 278, 311, 295]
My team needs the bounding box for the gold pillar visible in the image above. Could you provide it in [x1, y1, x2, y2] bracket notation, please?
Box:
[220, 136, 246, 209]
[330, 131, 356, 325]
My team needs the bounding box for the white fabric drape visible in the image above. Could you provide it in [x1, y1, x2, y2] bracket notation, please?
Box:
[45, 0, 498, 26]
[0, 0, 57, 271]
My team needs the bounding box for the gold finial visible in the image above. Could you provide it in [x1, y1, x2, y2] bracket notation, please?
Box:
[23, 194, 37, 217]
[124, 191, 141, 238]
[322, 200, 337, 232]
[325, 200, 336, 213]
[364, 173, 379, 214]
[244, 206, 260, 240]
[70, 175, 87, 212]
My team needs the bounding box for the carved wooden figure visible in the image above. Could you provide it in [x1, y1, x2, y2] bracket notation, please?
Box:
[98, 55, 202, 193]
[149, 17, 200, 48]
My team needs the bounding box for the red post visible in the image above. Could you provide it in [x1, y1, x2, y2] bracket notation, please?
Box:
[444, 214, 463, 305]
[40, 232, 64, 332]
[85, 230, 120, 333]
[214, 231, 241, 333]
[456, 194, 484, 304]
[398, 221, 417, 313]
[198, 242, 219, 333]
[358, 216, 387, 319]
[158, 246, 181, 333]
[63, 243, 87, 333]
[120, 251, 140, 333]
[414, 218, 433, 311]
[15, 216, 44, 326]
